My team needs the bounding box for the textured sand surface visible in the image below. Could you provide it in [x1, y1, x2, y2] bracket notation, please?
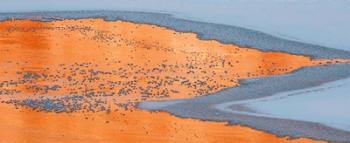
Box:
[0, 18, 337, 143]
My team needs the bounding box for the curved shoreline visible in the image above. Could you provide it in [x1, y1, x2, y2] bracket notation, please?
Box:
[215, 76, 350, 132]
[139, 64, 350, 142]
[1, 10, 350, 142]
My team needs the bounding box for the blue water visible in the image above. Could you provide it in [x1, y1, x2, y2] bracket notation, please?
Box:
[242, 77, 350, 131]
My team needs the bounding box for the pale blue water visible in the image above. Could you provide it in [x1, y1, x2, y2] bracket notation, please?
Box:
[243, 77, 350, 131]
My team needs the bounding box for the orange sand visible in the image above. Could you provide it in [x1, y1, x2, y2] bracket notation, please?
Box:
[0, 19, 344, 102]
[0, 103, 325, 143]
[0, 19, 340, 143]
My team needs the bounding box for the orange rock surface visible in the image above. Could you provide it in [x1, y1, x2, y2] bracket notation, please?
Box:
[0, 19, 340, 143]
